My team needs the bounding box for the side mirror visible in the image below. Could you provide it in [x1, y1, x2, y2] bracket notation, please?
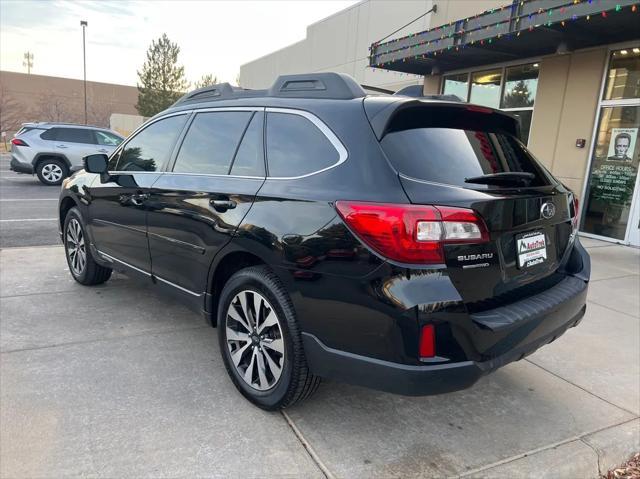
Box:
[83, 154, 110, 183]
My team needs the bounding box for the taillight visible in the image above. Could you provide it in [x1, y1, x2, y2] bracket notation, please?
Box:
[334, 201, 489, 264]
[419, 325, 435, 358]
[569, 193, 579, 230]
[11, 138, 29, 147]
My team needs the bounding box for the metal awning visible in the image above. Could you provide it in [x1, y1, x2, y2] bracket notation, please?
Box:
[369, 0, 640, 75]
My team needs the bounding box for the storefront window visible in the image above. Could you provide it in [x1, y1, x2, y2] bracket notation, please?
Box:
[581, 106, 640, 240]
[443, 73, 468, 100]
[469, 69, 502, 108]
[603, 48, 640, 101]
[501, 63, 539, 108]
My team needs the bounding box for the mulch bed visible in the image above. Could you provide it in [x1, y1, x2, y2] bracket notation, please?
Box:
[603, 453, 640, 479]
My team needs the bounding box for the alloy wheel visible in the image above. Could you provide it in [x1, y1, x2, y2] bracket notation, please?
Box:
[66, 218, 87, 276]
[226, 290, 285, 391]
[42, 163, 63, 183]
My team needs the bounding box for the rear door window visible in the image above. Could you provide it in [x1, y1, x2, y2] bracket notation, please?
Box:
[173, 111, 252, 175]
[95, 131, 123, 146]
[55, 128, 95, 144]
[266, 112, 339, 177]
[230, 112, 265, 177]
[381, 127, 552, 188]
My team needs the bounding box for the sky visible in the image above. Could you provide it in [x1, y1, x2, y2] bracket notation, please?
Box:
[0, 0, 357, 87]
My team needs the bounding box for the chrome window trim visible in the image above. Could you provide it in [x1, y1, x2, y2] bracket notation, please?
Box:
[107, 106, 347, 180]
[161, 172, 265, 180]
[265, 107, 348, 180]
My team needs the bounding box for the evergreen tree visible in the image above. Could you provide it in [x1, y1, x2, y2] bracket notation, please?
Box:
[194, 74, 218, 89]
[502, 80, 534, 109]
[136, 34, 188, 117]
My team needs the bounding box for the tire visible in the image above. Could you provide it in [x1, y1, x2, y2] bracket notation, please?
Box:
[218, 266, 320, 410]
[36, 158, 68, 185]
[63, 207, 112, 285]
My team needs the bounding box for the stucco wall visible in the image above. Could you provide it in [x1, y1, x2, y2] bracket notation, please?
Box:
[240, 0, 504, 92]
[528, 48, 608, 197]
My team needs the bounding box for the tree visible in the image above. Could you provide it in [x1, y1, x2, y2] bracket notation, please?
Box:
[502, 80, 534, 109]
[194, 74, 218, 89]
[0, 87, 23, 134]
[33, 92, 78, 123]
[136, 34, 189, 117]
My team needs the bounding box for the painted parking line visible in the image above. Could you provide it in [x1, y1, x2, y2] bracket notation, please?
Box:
[0, 218, 58, 222]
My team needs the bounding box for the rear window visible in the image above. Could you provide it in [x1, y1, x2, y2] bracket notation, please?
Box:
[381, 127, 551, 188]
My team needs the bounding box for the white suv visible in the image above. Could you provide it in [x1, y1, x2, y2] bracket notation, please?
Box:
[10, 123, 124, 185]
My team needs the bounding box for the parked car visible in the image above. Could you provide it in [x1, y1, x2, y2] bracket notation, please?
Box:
[10, 123, 124, 185]
[57, 73, 590, 410]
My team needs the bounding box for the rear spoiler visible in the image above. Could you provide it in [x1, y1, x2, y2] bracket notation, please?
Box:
[363, 97, 521, 141]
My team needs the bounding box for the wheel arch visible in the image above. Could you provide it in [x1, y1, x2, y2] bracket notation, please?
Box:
[59, 196, 79, 233]
[206, 247, 270, 326]
[33, 153, 71, 170]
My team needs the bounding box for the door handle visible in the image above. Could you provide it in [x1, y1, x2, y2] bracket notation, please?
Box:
[57, 144, 69, 148]
[209, 199, 237, 212]
[98, 148, 108, 153]
[130, 193, 149, 206]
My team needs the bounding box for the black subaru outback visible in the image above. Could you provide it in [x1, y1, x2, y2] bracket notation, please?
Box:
[58, 73, 590, 409]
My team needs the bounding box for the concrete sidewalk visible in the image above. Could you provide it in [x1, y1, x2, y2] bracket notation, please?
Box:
[1, 238, 638, 478]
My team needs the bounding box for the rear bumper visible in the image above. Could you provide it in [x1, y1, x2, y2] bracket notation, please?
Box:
[303, 302, 585, 396]
[10, 157, 34, 174]
[303, 239, 590, 396]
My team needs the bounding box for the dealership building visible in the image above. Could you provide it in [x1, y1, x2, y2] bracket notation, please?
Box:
[240, 0, 640, 246]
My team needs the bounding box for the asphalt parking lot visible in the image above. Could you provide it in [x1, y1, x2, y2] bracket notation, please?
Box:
[1, 152, 638, 478]
[0, 154, 61, 248]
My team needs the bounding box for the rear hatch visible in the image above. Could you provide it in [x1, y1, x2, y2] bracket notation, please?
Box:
[371, 100, 578, 308]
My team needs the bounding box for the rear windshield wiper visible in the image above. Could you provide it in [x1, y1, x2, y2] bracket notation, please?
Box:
[465, 172, 535, 186]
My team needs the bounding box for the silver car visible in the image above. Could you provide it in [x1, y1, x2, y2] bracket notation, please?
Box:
[10, 123, 124, 185]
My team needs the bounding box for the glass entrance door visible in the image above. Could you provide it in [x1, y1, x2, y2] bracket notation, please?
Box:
[581, 47, 640, 245]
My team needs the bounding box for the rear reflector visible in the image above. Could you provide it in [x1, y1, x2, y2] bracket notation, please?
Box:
[419, 325, 435, 358]
[11, 138, 29, 147]
[334, 201, 489, 264]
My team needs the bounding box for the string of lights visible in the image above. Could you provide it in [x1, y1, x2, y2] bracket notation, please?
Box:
[369, 0, 639, 70]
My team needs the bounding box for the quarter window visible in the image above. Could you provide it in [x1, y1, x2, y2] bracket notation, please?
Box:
[113, 114, 188, 172]
[174, 111, 252, 175]
[266, 112, 339, 177]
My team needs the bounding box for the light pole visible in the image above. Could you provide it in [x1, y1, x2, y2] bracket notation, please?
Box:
[80, 20, 88, 125]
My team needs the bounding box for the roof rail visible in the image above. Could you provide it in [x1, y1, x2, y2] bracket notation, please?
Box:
[394, 85, 463, 102]
[268, 72, 366, 100]
[171, 72, 366, 107]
